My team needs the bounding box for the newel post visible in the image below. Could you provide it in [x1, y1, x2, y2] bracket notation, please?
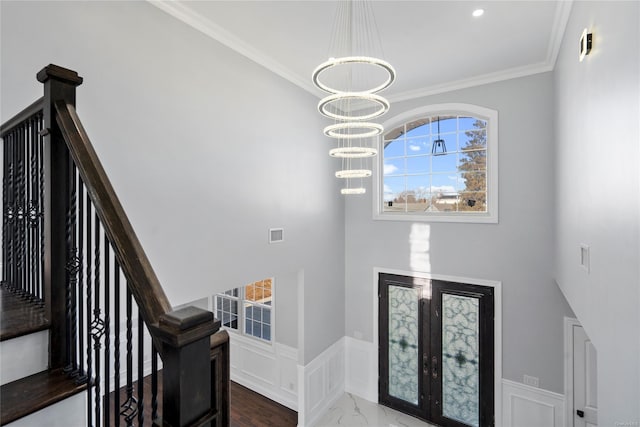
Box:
[154, 306, 221, 427]
[37, 64, 83, 369]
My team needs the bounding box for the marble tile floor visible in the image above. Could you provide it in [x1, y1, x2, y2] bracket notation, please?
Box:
[315, 393, 437, 427]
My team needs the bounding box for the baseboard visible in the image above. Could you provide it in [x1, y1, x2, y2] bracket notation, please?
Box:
[502, 379, 565, 427]
[297, 337, 345, 427]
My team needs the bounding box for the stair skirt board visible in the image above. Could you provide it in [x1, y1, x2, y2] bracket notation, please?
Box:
[3, 391, 86, 427]
[0, 330, 48, 386]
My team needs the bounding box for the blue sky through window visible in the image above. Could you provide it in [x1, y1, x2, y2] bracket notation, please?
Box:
[383, 116, 486, 202]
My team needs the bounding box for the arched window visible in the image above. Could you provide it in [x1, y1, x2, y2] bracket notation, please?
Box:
[375, 103, 498, 223]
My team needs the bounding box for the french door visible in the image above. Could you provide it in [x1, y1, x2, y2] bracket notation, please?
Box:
[379, 273, 494, 427]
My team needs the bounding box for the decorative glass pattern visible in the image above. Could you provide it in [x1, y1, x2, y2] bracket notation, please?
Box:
[388, 285, 420, 405]
[442, 293, 480, 426]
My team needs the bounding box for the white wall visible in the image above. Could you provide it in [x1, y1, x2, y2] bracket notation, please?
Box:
[0, 0, 345, 363]
[554, 1, 640, 425]
[344, 72, 575, 394]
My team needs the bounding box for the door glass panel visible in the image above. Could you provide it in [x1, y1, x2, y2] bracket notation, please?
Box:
[442, 293, 480, 426]
[388, 285, 420, 405]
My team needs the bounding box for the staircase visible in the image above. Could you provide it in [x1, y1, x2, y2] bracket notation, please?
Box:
[0, 65, 230, 426]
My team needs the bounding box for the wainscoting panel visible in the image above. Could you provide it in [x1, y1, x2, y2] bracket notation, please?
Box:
[298, 338, 345, 427]
[228, 333, 298, 410]
[344, 336, 377, 402]
[502, 379, 565, 427]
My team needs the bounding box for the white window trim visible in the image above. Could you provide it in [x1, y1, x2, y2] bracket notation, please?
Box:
[212, 278, 275, 345]
[373, 103, 498, 223]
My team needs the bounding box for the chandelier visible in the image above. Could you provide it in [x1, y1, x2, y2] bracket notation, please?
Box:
[312, 0, 395, 195]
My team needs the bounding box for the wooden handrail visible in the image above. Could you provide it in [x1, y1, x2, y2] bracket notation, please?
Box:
[0, 97, 44, 138]
[54, 100, 172, 326]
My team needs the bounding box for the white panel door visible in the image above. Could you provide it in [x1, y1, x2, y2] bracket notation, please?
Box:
[573, 325, 598, 427]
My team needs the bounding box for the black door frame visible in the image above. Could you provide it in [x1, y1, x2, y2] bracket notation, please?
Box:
[378, 273, 495, 427]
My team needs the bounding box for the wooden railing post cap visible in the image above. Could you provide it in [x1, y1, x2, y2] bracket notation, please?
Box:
[36, 64, 83, 86]
[160, 306, 214, 331]
[155, 306, 221, 348]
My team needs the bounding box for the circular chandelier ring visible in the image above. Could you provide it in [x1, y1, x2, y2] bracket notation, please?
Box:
[341, 187, 366, 195]
[312, 56, 396, 95]
[318, 93, 390, 121]
[323, 122, 384, 139]
[335, 169, 372, 179]
[329, 147, 378, 158]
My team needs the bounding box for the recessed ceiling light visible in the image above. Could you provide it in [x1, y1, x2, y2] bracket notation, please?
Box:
[472, 9, 485, 17]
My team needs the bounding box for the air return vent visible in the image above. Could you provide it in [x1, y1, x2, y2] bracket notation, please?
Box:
[269, 228, 284, 244]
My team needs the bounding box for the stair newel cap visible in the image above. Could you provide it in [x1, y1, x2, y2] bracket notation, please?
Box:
[155, 306, 221, 348]
[36, 64, 83, 86]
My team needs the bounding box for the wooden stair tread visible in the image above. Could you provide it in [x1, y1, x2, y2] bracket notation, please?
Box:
[0, 369, 87, 425]
[0, 286, 49, 341]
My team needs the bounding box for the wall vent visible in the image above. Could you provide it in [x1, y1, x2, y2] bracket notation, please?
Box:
[269, 228, 284, 244]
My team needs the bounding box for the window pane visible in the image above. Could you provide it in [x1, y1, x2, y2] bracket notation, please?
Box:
[459, 117, 486, 131]
[460, 128, 487, 151]
[442, 293, 480, 427]
[431, 133, 457, 154]
[459, 191, 487, 212]
[432, 152, 458, 174]
[384, 158, 404, 176]
[406, 155, 429, 174]
[245, 279, 272, 305]
[384, 139, 405, 158]
[388, 285, 420, 405]
[263, 325, 271, 341]
[405, 119, 430, 137]
[405, 136, 430, 155]
[383, 176, 406, 212]
[434, 116, 457, 133]
[405, 175, 430, 212]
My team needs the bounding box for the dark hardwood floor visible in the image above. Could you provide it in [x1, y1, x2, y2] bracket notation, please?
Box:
[106, 373, 297, 427]
[230, 382, 297, 427]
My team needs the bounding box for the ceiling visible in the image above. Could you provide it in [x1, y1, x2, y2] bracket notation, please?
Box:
[149, 0, 573, 103]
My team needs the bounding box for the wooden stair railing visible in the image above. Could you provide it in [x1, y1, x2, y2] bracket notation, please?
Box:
[0, 64, 229, 427]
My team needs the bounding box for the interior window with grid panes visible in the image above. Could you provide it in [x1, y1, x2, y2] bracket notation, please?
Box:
[214, 278, 273, 343]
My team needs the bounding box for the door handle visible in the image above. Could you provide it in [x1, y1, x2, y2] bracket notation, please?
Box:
[432, 356, 438, 379]
[576, 410, 585, 418]
[423, 354, 429, 374]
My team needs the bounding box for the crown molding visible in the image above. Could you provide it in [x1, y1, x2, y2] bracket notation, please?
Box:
[388, 61, 555, 104]
[147, 0, 574, 104]
[546, 0, 574, 67]
[147, 0, 319, 97]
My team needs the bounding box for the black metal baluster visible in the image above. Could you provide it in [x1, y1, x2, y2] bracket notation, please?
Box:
[137, 315, 144, 426]
[76, 183, 86, 383]
[37, 113, 45, 307]
[28, 117, 38, 302]
[151, 343, 158, 423]
[85, 198, 93, 427]
[114, 259, 121, 427]
[16, 125, 25, 297]
[104, 237, 111, 427]
[91, 213, 104, 426]
[121, 286, 137, 426]
[64, 154, 78, 374]
[25, 120, 32, 300]
[8, 131, 16, 293]
[28, 117, 37, 301]
[2, 129, 9, 289]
